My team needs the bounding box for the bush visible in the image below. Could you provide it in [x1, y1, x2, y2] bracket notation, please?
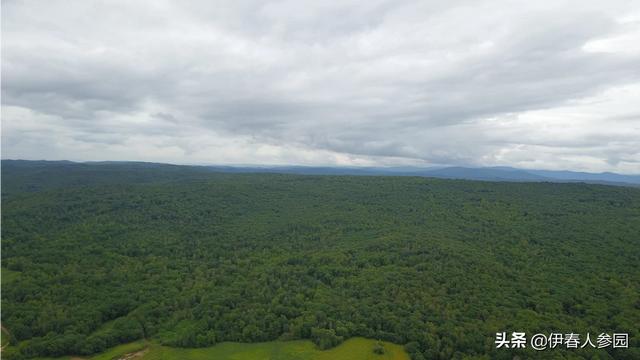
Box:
[310, 328, 343, 350]
[373, 340, 385, 355]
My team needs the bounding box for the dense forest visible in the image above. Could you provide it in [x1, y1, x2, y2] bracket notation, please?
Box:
[1, 160, 639, 359]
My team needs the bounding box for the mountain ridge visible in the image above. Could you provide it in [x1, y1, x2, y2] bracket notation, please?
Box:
[2, 159, 639, 187]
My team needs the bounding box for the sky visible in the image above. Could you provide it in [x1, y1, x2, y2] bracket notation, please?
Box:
[2, 0, 640, 173]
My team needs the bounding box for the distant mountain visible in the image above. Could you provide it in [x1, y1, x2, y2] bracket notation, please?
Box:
[203, 165, 639, 186]
[3, 160, 638, 188]
[526, 169, 640, 184]
[202, 165, 640, 186]
[416, 166, 550, 182]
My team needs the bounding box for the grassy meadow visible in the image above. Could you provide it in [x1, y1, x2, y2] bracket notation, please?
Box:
[29, 338, 408, 360]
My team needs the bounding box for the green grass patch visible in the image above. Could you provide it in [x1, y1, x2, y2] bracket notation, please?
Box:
[143, 337, 408, 360]
[89, 340, 147, 360]
[28, 338, 407, 360]
[314, 338, 408, 360]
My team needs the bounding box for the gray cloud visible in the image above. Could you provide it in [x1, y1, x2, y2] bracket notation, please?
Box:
[2, 0, 640, 173]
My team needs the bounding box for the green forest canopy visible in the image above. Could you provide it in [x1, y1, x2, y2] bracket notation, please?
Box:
[1, 160, 639, 359]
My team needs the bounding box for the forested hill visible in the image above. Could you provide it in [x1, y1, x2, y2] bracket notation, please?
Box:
[1, 160, 215, 198]
[1, 160, 639, 359]
[3, 160, 639, 192]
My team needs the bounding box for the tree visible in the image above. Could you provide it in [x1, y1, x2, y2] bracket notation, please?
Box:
[310, 328, 343, 350]
[373, 340, 385, 355]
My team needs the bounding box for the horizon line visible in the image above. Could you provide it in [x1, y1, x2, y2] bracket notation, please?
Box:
[2, 158, 639, 176]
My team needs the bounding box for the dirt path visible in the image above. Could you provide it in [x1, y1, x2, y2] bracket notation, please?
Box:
[68, 347, 147, 360]
[116, 347, 149, 360]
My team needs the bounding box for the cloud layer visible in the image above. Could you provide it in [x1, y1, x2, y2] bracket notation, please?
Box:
[2, 0, 640, 173]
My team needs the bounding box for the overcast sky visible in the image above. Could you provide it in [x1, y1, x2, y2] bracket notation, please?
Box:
[2, 0, 640, 173]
